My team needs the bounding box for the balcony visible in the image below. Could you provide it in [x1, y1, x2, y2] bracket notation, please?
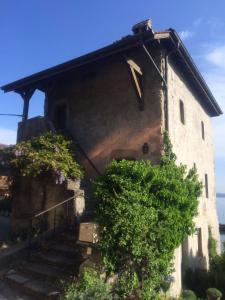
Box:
[17, 116, 54, 142]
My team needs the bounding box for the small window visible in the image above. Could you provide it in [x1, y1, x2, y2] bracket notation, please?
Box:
[205, 174, 209, 198]
[201, 121, 205, 140]
[54, 104, 67, 130]
[197, 228, 203, 257]
[179, 100, 185, 124]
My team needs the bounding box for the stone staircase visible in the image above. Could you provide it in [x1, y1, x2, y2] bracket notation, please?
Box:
[4, 231, 83, 299]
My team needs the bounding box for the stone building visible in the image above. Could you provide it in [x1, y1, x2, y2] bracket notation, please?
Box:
[0, 144, 9, 198]
[1, 20, 222, 295]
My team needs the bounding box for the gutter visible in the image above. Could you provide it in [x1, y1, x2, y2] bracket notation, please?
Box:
[1, 33, 155, 93]
[169, 29, 222, 116]
[164, 41, 180, 132]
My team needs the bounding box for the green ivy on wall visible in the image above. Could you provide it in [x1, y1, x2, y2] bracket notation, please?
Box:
[94, 132, 202, 299]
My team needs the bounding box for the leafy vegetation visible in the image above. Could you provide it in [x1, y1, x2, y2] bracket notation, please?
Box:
[184, 250, 225, 299]
[61, 268, 112, 300]
[206, 288, 222, 300]
[181, 289, 197, 300]
[0, 132, 83, 183]
[208, 226, 218, 263]
[94, 131, 202, 299]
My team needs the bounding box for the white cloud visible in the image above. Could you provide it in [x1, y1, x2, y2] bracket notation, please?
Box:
[207, 18, 225, 35]
[213, 120, 225, 159]
[205, 45, 225, 69]
[0, 128, 16, 145]
[201, 44, 225, 159]
[179, 30, 193, 40]
[193, 17, 203, 27]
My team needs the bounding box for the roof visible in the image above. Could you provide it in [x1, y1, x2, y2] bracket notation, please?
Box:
[1, 26, 222, 117]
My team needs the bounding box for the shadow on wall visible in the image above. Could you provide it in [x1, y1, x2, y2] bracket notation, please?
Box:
[182, 239, 208, 286]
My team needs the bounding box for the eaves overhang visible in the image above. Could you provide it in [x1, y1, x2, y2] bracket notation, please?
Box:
[1, 28, 222, 117]
[1, 32, 155, 94]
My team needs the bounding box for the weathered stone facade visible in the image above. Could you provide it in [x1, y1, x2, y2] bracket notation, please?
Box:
[11, 178, 85, 234]
[46, 50, 164, 178]
[166, 59, 220, 296]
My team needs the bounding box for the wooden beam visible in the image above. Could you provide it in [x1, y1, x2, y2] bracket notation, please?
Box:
[18, 88, 35, 121]
[126, 58, 142, 75]
[130, 67, 142, 99]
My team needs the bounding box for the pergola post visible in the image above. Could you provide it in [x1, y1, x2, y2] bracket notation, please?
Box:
[18, 89, 35, 122]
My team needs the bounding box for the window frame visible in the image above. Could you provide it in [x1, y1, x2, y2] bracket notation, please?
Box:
[205, 174, 209, 198]
[179, 99, 185, 125]
[197, 228, 203, 257]
[201, 121, 205, 140]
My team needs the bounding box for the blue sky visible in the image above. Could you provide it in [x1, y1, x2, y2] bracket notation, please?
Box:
[0, 1, 224, 192]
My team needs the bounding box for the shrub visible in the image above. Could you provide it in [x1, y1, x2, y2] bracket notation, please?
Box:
[206, 288, 222, 299]
[182, 289, 197, 300]
[184, 268, 212, 298]
[94, 132, 202, 299]
[61, 268, 112, 300]
[208, 226, 218, 262]
[0, 132, 83, 183]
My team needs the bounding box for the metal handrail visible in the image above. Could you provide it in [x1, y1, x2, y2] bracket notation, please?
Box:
[27, 195, 77, 250]
[32, 195, 75, 219]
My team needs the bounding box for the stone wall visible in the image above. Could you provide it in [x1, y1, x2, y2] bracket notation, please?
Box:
[166, 58, 220, 296]
[0, 176, 9, 197]
[47, 49, 164, 180]
[17, 116, 54, 142]
[10, 178, 84, 234]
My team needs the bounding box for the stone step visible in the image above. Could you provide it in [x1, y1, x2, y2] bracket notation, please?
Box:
[18, 262, 72, 282]
[32, 251, 79, 270]
[50, 243, 79, 258]
[5, 271, 60, 299]
[58, 232, 77, 244]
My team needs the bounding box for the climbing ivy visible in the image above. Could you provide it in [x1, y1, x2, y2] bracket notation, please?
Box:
[208, 226, 218, 262]
[94, 131, 202, 299]
[0, 132, 83, 184]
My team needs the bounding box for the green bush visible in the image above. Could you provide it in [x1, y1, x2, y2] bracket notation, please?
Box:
[184, 268, 212, 298]
[206, 288, 222, 299]
[208, 226, 218, 262]
[94, 132, 202, 299]
[0, 132, 83, 183]
[184, 260, 225, 299]
[61, 268, 112, 300]
[115, 270, 139, 298]
[182, 289, 197, 300]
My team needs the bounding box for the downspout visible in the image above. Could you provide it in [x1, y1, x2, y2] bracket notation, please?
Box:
[164, 42, 180, 132]
[142, 43, 180, 132]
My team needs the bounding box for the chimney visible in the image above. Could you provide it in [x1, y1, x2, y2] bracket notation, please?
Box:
[132, 19, 153, 35]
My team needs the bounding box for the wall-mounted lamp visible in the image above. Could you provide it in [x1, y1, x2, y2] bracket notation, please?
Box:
[142, 143, 149, 154]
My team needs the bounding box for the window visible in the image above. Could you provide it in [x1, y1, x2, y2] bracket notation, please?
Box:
[201, 121, 205, 140]
[205, 174, 209, 198]
[197, 228, 203, 257]
[179, 100, 185, 124]
[54, 103, 67, 130]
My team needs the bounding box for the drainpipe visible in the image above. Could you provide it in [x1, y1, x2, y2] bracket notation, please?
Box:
[164, 42, 180, 132]
[142, 43, 180, 132]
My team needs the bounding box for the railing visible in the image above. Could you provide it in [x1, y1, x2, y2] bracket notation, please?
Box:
[28, 195, 76, 248]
